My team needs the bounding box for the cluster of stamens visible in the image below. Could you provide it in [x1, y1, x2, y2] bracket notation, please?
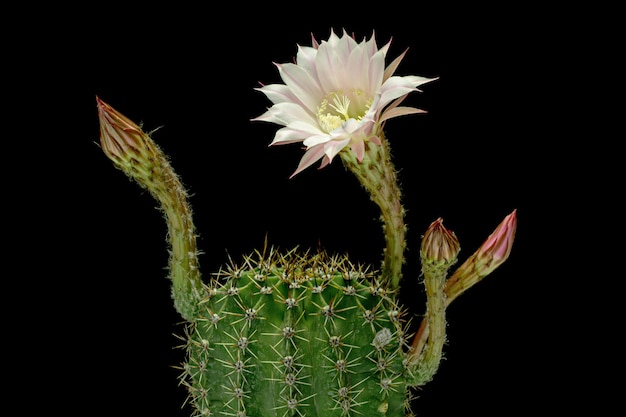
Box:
[316, 90, 372, 133]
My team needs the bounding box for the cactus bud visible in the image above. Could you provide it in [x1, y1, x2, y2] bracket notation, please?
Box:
[444, 209, 517, 306]
[97, 96, 157, 177]
[420, 217, 461, 270]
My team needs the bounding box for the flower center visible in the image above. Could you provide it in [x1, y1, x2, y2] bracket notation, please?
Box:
[317, 90, 372, 133]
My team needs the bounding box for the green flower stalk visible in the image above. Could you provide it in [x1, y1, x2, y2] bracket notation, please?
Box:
[96, 29, 518, 417]
[339, 137, 406, 289]
[407, 210, 518, 378]
[405, 218, 459, 384]
[97, 97, 203, 321]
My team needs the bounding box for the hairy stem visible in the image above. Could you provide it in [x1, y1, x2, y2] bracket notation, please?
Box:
[406, 260, 447, 386]
[340, 133, 406, 289]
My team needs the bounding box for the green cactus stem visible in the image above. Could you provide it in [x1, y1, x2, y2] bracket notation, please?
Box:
[339, 135, 406, 290]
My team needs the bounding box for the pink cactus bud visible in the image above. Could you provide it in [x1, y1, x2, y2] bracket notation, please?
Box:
[444, 209, 517, 306]
[97, 96, 150, 165]
[420, 217, 461, 266]
[475, 209, 517, 272]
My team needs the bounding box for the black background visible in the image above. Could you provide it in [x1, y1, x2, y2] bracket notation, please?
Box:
[9, 4, 611, 416]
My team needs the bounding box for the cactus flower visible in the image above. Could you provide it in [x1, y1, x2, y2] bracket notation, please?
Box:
[252, 28, 437, 177]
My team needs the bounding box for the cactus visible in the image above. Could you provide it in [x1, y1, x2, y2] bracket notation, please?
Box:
[96, 29, 517, 417]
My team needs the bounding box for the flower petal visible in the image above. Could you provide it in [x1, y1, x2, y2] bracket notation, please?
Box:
[366, 50, 386, 98]
[380, 75, 437, 108]
[350, 138, 366, 162]
[323, 137, 351, 162]
[278, 63, 324, 114]
[253, 102, 317, 127]
[295, 45, 318, 72]
[302, 133, 331, 148]
[315, 39, 347, 93]
[383, 48, 407, 81]
[272, 121, 327, 145]
[380, 106, 426, 123]
[290, 145, 327, 178]
[253, 83, 299, 105]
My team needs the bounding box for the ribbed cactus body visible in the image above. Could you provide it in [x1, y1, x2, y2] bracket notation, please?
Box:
[180, 249, 412, 417]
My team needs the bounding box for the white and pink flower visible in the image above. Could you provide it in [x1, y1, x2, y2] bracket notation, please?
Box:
[253, 28, 437, 177]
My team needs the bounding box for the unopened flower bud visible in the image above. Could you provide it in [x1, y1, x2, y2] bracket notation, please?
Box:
[97, 96, 168, 192]
[420, 217, 460, 269]
[444, 209, 517, 306]
[97, 96, 146, 164]
[475, 209, 517, 270]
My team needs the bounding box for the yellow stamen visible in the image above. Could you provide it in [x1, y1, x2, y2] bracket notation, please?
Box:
[329, 94, 351, 120]
[316, 91, 373, 133]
